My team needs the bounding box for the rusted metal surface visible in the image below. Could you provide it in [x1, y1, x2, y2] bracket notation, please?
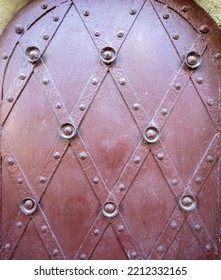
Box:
[0, 0, 221, 260]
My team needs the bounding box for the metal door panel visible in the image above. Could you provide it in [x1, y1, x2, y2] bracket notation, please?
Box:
[0, 0, 220, 260]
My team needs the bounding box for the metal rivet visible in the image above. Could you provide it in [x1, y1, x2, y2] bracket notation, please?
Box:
[195, 176, 202, 184]
[207, 155, 214, 163]
[144, 126, 160, 144]
[102, 202, 119, 218]
[5, 243, 11, 250]
[133, 103, 140, 110]
[20, 198, 37, 215]
[53, 152, 61, 159]
[16, 221, 23, 228]
[17, 178, 23, 184]
[185, 51, 202, 69]
[94, 30, 100, 37]
[157, 152, 165, 160]
[42, 33, 49, 40]
[80, 151, 87, 160]
[130, 251, 137, 258]
[134, 156, 141, 164]
[2, 52, 8, 59]
[215, 53, 221, 59]
[175, 83, 181, 90]
[19, 73, 26, 80]
[7, 97, 14, 103]
[161, 108, 168, 115]
[101, 46, 116, 64]
[53, 15, 59, 22]
[207, 98, 214, 106]
[94, 229, 100, 235]
[42, 77, 49, 85]
[26, 46, 41, 64]
[200, 24, 209, 34]
[83, 10, 90, 16]
[117, 30, 124, 38]
[93, 177, 99, 184]
[60, 123, 76, 140]
[171, 179, 178, 186]
[173, 34, 179, 40]
[118, 224, 125, 232]
[205, 244, 212, 252]
[179, 194, 197, 212]
[80, 253, 86, 259]
[55, 102, 62, 109]
[41, 225, 48, 233]
[39, 176, 47, 183]
[170, 220, 177, 229]
[163, 13, 170, 19]
[181, 5, 189, 12]
[7, 157, 14, 165]
[130, 8, 137, 15]
[120, 78, 126, 85]
[53, 249, 59, 256]
[118, 183, 126, 191]
[79, 104, 86, 111]
[197, 77, 204, 84]
[157, 245, 164, 253]
[41, 3, 48, 9]
[15, 24, 24, 34]
[194, 224, 201, 231]
[92, 78, 98, 85]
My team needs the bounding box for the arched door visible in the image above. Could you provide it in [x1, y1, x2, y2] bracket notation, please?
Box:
[0, 0, 221, 260]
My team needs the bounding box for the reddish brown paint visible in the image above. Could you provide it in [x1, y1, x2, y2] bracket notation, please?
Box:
[0, 0, 221, 260]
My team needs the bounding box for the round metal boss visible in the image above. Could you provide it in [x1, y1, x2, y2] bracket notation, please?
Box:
[179, 195, 197, 212]
[185, 51, 202, 69]
[60, 123, 76, 140]
[101, 47, 116, 64]
[20, 198, 37, 215]
[25, 46, 41, 63]
[102, 202, 119, 218]
[144, 126, 160, 143]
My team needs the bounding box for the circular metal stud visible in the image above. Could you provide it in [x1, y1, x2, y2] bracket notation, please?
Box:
[83, 10, 90, 16]
[94, 228, 100, 235]
[2, 52, 8, 59]
[93, 177, 99, 184]
[94, 30, 100, 37]
[101, 47, 116, 64]
[60, 123, 76, 140]
[19, 73, 26, 80]
[20, 198, 37, 215]
[53, 249, 59, 256]
[15, 24, 24, 34]
[41, 3, 48, 9]
[26, 46, 41, 64]
[130, 8, 137, 15]
[179, 194, 197, 212]
[102, 201, 119, 218]
[197, 77, 204, 84]
[200, 24, 209, 34]
[53, 15, 59, 21]
[144, 126, 160, 144]
[185, 51, 202, 69]
[118, 224, 125, 232]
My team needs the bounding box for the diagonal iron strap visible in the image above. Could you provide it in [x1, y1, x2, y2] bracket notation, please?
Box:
[148, 133, 219, 259]
[1, 2, 72, 126]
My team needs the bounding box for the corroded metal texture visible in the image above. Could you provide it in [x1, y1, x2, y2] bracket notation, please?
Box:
[0, 0, 221, 260]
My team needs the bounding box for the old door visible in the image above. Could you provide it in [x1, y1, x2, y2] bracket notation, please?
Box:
[0, 0, 221, 260]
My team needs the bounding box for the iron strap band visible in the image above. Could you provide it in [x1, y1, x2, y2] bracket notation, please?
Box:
[1, 135, 66, 259]
[150, 0, 218, 129]
[150, 36, 208, 131]
[148, 134, 219, 259]
[1, 2, 71, 126]
[75, 213, 143, 260]
[72, 0, 145, 52]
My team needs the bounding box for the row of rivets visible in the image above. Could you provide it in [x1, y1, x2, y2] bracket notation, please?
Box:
[83, 9, 136, 16]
